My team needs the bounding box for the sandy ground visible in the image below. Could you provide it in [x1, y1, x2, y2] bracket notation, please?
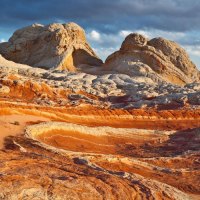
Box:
[0, 114, 50, 148]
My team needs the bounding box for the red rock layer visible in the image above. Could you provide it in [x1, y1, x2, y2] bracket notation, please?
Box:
[0, 101, 200, 130]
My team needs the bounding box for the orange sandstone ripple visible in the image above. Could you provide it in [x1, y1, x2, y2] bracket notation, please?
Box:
[36, 129, 165, 156]
[25, 122, 200, 158]
[0, 101, 200, 130]
[25, 122, 173, 155]
[0, 105, 199, 199]
[23, 121, 200, 198]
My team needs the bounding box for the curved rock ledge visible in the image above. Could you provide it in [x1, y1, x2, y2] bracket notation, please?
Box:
[25, 121, 175, 138]
[18, 121, 200, 200]
[25, 122, 175, 155]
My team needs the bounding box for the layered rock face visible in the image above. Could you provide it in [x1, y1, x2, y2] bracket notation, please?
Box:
[0, 23, 103, 71]
[104, 33, 200, 85]
[0, 23, 200, 199]
[0, 60, 200, 200]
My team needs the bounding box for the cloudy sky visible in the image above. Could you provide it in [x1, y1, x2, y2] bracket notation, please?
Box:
[0, 0, 200, 67]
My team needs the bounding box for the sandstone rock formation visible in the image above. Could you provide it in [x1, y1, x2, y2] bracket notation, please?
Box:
[0, 24, 200, 200]
[104, 33, 200, 85]
[0, 66, 200, 199]
[0, 103, 199, 199]
[0, 23, 103, 71]
[1, 23, 199, 86]
[1, 52, 200, 109]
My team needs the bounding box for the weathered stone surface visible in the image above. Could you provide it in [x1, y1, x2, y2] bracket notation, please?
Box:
[1, 53, 200, 109]
[105, 33, 200, 85]
[0, 23, 103, 71]
[121, 33, 148, 50]
[0, 84, 10, 94]
[0, 25, 200, 200]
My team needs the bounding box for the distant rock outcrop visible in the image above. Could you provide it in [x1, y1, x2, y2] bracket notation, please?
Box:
[0, 23, 103, 71]
[0, 24, 199, 85]
[104, 33, 200, 85]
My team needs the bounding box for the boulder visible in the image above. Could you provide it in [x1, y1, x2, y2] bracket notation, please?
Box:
[121, 33, 148, 50]
[104, 33, 200, 85]
[0, 23, 103, 71]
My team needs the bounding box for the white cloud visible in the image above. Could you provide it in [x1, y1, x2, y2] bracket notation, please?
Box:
[119, 30, 153, 41]
[93, 47, 117, 61]
[184, 45, 200, 56]
[86, 28, 200, 67]
[132, 29, 186, 41]
[118, 29, 186, 43]
[0, 38, 5, 43]
[182, 45, 200, 68]
[88, 30, 101, 41]
[119, 30, 132, 37]
[134, 30, 151, 38]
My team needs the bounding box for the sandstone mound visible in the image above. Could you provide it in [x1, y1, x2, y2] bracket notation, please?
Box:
[0, 56, 200, 199]
[0, 23, 103, 71]
[104, 33, 200, 85]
